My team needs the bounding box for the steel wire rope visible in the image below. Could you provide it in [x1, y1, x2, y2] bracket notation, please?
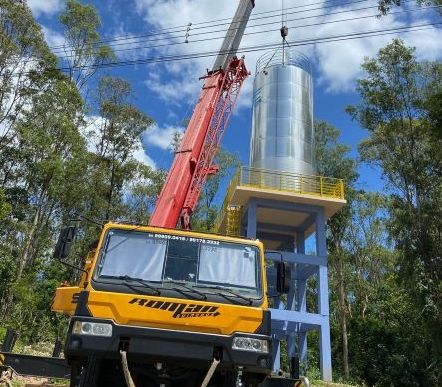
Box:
[49, 0, 404, 53]
[50, 4, 440, 62]
[7, 22, 441, 78]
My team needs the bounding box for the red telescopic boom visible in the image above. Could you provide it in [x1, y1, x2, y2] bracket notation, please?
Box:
[149, 0, 255, 229]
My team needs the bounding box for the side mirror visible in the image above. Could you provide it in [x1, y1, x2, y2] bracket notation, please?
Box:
[54, 226, 76, 259]
[276, 261, 291, 294]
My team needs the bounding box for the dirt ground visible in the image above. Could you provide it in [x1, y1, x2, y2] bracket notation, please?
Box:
[0, 372, 68, 387]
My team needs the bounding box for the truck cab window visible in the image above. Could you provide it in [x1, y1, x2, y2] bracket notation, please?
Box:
[98, 230, 166, 281]
[163, 239, 199, 282]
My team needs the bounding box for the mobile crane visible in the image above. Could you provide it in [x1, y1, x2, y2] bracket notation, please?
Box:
[48, 1, 291, 386]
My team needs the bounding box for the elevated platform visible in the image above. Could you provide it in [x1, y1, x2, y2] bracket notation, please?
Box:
[216, 166, 346, 242]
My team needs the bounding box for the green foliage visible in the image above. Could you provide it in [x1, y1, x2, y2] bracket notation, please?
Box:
[0, 0, 162, 346]
[348, 40, 442, 375]
[192, 148, 240, 232]
[0, 188, 11, 219]
[59, 0, 115, 89]
[377, 0, 442, 14]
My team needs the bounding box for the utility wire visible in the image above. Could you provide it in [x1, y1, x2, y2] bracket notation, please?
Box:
[48, 0, 378, 50]
[55, 22, 442, 71]
[51, 5, 440, 61]
[49, 0, 412, 53]
[6, 21, 440, 79]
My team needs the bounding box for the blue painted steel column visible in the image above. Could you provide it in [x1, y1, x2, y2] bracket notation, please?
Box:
[246, 199, 257, 239]
[296, 231, 308, 372]
[286, 235, 298, 361]
[315, 208, 332, 381]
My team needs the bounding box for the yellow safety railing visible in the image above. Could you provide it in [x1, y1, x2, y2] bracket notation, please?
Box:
[215, 166, 345, 235]
[240, 166, 345, 199]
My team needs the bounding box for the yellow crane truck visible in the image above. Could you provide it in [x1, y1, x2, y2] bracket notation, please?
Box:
[51, 222, 285, 386]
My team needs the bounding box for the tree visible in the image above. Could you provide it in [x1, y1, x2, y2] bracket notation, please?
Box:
[86, 76, 153, 220]
[0, 0, 56, 157]
[348, 39, 442, 378]
[192, 148, 241, 232]
[378, 0, 442, 14]
[59, 0, 114, 90]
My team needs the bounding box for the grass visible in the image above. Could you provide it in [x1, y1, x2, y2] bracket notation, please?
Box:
[311, 380, 362, 387]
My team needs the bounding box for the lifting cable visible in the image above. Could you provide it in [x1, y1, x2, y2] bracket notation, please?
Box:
[120, 350, 136, 387]
[200, 357, 221, 387]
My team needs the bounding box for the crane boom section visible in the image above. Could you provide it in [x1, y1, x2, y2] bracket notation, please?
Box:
[148, 72, 224, 228]
[212, 0, 255, 72]
[182, 57, 248, 227]
[149, 0, 254, 229]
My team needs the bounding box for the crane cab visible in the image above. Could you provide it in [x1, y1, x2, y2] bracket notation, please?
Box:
[52, 222, 272, 386]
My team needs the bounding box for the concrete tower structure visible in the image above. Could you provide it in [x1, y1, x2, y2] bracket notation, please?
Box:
[216, 50, 346, 381]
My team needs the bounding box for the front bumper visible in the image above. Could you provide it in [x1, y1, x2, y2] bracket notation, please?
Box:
[65, 317, 272, 375]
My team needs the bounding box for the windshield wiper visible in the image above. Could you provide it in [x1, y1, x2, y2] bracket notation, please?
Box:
[162, 280, 207, 301]
[118, 275, 160, 296]
[195, 285, 255, 305]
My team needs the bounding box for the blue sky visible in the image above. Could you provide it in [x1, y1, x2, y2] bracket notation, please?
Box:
[28, 0, 442, 197]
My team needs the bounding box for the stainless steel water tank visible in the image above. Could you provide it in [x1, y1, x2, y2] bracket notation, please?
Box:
[249, 50, 316, 175]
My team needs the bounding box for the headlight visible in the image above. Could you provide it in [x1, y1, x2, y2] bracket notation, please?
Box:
[72, 321, 112, 337]
[232, 337, 269, 353]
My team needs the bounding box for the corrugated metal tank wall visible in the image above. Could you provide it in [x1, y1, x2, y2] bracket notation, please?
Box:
[249, 50, 316, 175]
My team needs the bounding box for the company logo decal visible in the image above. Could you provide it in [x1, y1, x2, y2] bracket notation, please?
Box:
[129, 298, 220, 318]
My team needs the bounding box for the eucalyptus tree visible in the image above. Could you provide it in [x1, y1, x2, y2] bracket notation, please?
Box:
[348, 39, 442, 374]
[0, 0, 56, 176]
[59, 0, 114, 90]
[87, 76, 153, 221]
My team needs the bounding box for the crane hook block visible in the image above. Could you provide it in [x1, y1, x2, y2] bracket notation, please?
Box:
[280, 26, 288, 38]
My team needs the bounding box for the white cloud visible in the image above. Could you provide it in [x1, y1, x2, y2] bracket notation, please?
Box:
[41, 26, 65, 49]
[132, 146, 157, 169]
[403, 21, 442, 62]
[142, 124, 184, 150]
[27, 0, 64, 17]
[314, 7, 402, 92]
[132, 0, 441, 98]
[81, 115, 103, 153]
[144, 69, 200, 105]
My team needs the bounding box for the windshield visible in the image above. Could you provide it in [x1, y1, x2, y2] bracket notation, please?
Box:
[95, 229, 262, 298]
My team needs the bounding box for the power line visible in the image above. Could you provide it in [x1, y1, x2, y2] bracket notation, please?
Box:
[54, 22, 441, 71]
[7, 21, 440, 79]
[49, 0, 408, 53]
[48, 0, 377, 50]
[52, 5, 440, 62]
